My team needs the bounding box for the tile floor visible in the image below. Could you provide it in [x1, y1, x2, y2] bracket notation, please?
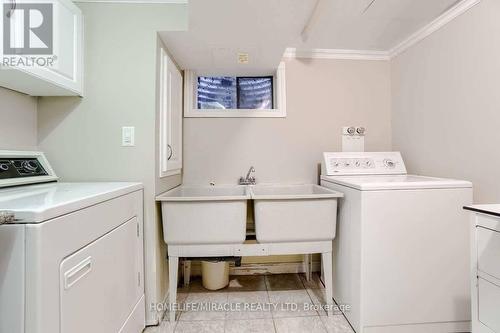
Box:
[144, 273, 354, 333]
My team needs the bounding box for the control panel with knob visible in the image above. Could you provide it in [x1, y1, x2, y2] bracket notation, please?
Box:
[322, 152, 407, 176]
[22, 160, 39, 172]
[383, 159, 396, 168]
[0, 158, 48, 180]
[0, 151, 58, 188]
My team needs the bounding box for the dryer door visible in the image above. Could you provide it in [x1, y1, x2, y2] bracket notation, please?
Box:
[59, 217, 142, 333]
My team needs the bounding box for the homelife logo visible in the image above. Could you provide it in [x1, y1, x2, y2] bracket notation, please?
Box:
[1, 1, 56, 68]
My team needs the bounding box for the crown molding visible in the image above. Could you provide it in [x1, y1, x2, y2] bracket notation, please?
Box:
[388, 0, 480, 58]
[284, 0, 480, 61]
[283, 48, 390, 61]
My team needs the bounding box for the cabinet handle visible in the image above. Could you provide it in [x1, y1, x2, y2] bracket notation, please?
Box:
[64, 257, 93, 290]
[167, 144, 173, 161]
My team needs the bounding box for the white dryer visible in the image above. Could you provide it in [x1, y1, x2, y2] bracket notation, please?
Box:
[320, 152, 473, 333]
[0, 151, 145, 333]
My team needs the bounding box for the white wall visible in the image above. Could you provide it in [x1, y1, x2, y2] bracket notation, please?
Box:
[391, 0, 499, 203]
[183, 58, 392, 186]
[0, 88, 37, 150]
[37, 3, 187, 325]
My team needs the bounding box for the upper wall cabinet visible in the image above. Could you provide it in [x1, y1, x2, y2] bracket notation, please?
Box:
[159, 47, 183, 177]
[0, 0, 83, 96]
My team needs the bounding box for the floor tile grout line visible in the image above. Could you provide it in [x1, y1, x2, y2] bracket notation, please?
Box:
[318, 315, 330, 333]
[300, 274, 320, 308]
[271, 317, 279, 333]
[299, 272, 308, 290]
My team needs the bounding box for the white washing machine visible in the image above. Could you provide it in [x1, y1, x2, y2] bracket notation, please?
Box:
[320, 152, 473, 333]
[0, 150, 145, 333]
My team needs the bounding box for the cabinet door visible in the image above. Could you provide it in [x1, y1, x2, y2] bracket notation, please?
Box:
[29, 0, 83, 94]
[159, 48, 183, 177]
[59, 217, 142, 333]
[0, 0, 83, 96]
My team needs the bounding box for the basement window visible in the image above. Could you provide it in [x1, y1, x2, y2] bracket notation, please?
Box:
[197, 76, 273, 110]
[184, 62, 286, 118]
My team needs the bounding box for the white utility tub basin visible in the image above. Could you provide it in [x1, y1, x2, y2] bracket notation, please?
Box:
[250, 184, 343, 243]
[156, 186, 250, 245]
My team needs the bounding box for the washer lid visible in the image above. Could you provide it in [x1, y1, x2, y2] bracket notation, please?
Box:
[0, 182, 142, 223]
[321, 174, 472, 191]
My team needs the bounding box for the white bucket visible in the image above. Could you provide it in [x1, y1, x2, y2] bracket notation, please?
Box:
[201, 261, 229, 290]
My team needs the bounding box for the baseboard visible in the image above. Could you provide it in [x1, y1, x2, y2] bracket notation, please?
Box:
[188, 261, 321, 276]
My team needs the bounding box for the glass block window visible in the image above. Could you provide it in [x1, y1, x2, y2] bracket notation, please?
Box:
[197, 76, 237, 109]
[237, 77, 273, 109]
[197, 76, 273, 110]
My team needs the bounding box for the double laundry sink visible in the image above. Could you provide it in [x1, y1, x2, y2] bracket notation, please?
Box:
[156, 184, 343, 245]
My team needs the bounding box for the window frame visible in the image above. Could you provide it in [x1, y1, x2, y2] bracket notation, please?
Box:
[184, 62, 286, 118]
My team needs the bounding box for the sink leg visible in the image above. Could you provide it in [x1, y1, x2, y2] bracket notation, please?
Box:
[183, 261, 191, 287]
[321, 252, 333, 316]
[168, 256, 179, 322]
[304, 254, 312, 281]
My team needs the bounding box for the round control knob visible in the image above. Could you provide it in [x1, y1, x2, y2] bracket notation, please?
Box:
[0, 211, 15, 224]
[384, 159, 395, 168]
[22, 161, 38, 172]
[0, 163, 9, 171]
[355, 161, 361, 167]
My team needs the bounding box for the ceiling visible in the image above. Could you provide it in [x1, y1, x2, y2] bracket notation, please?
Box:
[293, 0, 461, 51]
[160, 0, 463, 75]
[160, 0, 316, 76]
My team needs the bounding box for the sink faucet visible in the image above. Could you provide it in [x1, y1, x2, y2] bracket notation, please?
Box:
[239, 166, 256, 185]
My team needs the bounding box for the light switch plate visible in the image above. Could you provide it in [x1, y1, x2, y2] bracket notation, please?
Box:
[122, 126, 135, 146]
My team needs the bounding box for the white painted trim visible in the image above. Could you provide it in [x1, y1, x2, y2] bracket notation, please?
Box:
[284, 0, 480, 61]
[74, 0, 187, 3]
[283, 48, 390, 61]
[184, 110, 287, 118]
[158, 47, 183, 178]
[389, 0, 481, 58]
[276, 61, 287, 115]
[184, 62, 287, 118]
[168, 241, 331, 257]
[158, 47, 172, 178]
